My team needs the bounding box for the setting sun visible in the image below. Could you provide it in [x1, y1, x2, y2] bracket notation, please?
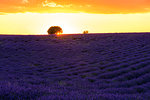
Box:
[43, 13, 78, 34]
[1, 13, 150, 35]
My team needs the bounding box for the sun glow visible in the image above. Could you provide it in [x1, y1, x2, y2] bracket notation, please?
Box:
[42, 13, 78, 34]
[56, 32, 62, 35]
[1, 13, 150, 35]
[42, 24, 75, 35]
[61, 24, 76, 34]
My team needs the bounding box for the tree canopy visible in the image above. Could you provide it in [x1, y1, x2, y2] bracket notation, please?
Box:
[47, 26, 63, 35]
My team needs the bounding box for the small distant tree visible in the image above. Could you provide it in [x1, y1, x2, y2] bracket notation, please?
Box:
[83, 30, 88, 34]
[47, 26, 63, 35]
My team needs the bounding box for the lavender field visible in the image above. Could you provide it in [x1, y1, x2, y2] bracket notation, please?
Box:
[0, 33, 150, 100]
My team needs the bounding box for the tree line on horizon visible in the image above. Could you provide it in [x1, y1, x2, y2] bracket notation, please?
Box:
[47, 26, 88, 35]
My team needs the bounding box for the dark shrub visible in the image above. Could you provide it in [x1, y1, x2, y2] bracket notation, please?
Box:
[47, 26, 63, 35]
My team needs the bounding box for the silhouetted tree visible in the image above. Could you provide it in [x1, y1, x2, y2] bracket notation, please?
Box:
[83, 30, 88, 34]
[47, 26, 63, 35]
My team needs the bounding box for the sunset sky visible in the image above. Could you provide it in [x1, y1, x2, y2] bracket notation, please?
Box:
[0, 0, 150, 34]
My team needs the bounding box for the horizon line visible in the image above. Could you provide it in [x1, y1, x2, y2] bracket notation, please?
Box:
[0, 32, 150, 36]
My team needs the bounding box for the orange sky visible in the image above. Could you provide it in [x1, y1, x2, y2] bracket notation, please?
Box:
[0, 0, 150, 34]
[0, 0, 150, 14]
[1, 0, 150, 14]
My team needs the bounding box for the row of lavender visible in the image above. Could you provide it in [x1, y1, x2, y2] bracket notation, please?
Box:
[0, 33, 150, 99]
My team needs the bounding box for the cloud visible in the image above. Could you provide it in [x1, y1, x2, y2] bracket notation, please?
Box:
[1, 0, 150, 14]
[22, 0, 29, 4]
[42, 0, 73, 8]
[42, 0, 64, 8]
